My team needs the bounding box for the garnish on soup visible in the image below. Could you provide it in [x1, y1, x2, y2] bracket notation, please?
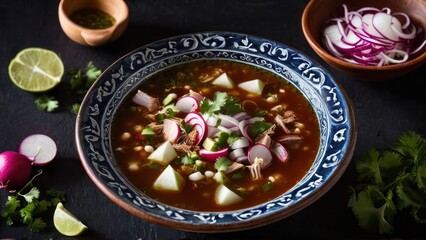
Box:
[112, 60, 320, 211]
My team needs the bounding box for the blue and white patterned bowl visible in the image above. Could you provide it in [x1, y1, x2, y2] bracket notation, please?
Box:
[76, 32, 357, 232]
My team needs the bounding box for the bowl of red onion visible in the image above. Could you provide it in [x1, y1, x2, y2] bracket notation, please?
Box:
[302, 0, 426, 81]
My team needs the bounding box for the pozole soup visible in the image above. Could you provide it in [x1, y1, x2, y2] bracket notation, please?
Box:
[111, 60, 320, 211]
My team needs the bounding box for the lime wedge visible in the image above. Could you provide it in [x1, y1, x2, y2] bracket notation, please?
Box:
[8, 48, 64, 92]
[53, 202, 87, 236]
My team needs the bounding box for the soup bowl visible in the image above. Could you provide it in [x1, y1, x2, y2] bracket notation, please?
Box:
[75, 32, 357, 232]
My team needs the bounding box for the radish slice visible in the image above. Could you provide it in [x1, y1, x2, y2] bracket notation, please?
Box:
[19, 134, 57, 166]
[248, 144, 272, 169]
[184, 112, 207, 145]
[175, 96, 200, 113]
[162, 119, 181, 143]
[199, 148, 229, 162]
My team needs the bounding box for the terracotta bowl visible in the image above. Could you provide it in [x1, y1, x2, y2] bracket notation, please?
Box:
[76, 32, 357, 232]
[302, 0, 426, 81]
[58, 0, 129, 47]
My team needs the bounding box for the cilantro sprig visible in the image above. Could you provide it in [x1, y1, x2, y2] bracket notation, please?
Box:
[34, 61, 102, 114]
[200, 92, 242, 116]
[1, 170, 65, 232]
[349, 131, 426, 234]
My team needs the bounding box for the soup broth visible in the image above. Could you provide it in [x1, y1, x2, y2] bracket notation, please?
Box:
[112, 60, 320, 211]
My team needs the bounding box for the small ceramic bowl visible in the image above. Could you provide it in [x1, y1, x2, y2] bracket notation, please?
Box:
[58, 0, 129, 47]
[75, 32, 357, 232]
[302, 0, 426, 81]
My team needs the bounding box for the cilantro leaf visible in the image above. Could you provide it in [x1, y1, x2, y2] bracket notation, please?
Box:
[28, 217, 47, 232]
[214, 157, 231, 172]
[85, 61, 102, 85]
[20, 202, 35, 224]
[200, 92, 242, 116]
[247, 121, 273, 139]
[351, 185, 395, 234]
[20, 187, 40, 203]
[34, 95, 59, 112]
[350, 131, 426, 234]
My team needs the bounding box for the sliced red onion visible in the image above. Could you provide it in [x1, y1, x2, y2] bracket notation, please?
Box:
[238, 117, 264, 142]
[218, 114, 239, 128]
[271, 142, 289, 163]
[230, 137, 250, 150]
[322, 4, 426, 66]
[199, 148, 228, 162]
[184, 112, 207, 145]
[229, 148, 246, 161]
[233, 112, 250, 121]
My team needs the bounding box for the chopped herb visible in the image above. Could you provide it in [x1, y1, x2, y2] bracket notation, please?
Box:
[262, 181, 274, 192]
[68, 61, 102, 114]
[71, 103, 81, 115]
[200, 92, 242, 116]
[181, 151, 199, 165]
[232, 173, 243, 180]
[1, 170, 65, 232]
[214, 157, 231, 172]
[34, 95, 59, 112]
[141, 127, 155, 135]
[247, 121, 273, 139]
[348, 131, 426, 234]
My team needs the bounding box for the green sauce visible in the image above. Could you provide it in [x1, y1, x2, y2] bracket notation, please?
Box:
[70, 8, 115, 29]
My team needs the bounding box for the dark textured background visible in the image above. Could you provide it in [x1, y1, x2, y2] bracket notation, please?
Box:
[1, 0, 425, 239]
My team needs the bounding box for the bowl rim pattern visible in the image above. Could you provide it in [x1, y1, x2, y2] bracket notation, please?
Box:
[75, 31, 357, 232]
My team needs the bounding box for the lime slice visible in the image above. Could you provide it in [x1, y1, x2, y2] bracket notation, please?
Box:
[53, 202, 87, 236]
[8, 48, 64, 92]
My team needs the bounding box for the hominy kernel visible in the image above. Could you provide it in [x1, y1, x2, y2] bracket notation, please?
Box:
[184, 85, 191, 90]
[128, 163, 139, 171]
[189, 172, 205, 181]
[279, 88, 285, 93]
[293, 128, 301, 134]
[133, 125, 143, 132]
[133, 146, 143, 152]
[121, 132, 131, 141]
[294, 122, 305, 129]
[268, 176, 275, 182]
[266, 96, 277, 103]
[204, 170, 214, 178]
[144, 145, 154, 153]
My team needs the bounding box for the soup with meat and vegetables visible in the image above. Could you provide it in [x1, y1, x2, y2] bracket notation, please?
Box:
[111, 60, 320, 211]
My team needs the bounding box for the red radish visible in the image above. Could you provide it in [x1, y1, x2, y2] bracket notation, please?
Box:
[184, 112, 207, 145]
[199, 148, 229, 162]
[19, 134, 57, 166]
[248, 144, 272, 169]
[0, 151, 32, 190]
[162, 119, 181, 143]
[175, 96, 200, 113]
